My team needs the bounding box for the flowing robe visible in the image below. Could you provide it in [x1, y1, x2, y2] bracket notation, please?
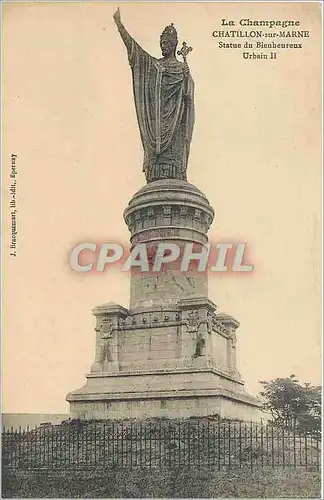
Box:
[117, 25, 195, 182]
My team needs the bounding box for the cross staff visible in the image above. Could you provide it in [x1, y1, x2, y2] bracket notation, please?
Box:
[177, 41, 193, 62]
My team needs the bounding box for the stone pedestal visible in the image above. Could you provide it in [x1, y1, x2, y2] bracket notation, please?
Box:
[125, 180, 213, 310]
[67, 180, 261, 421]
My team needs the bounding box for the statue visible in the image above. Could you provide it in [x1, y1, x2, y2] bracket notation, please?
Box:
[113, 8, 195, 183]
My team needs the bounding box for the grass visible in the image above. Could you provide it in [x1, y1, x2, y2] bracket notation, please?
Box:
[2, 467, 321, 498]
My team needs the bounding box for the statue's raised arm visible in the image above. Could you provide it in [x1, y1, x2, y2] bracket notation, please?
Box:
[113, 8, 133, 56]
[113, 9, 195, 183]
[113, 8, 149, 62]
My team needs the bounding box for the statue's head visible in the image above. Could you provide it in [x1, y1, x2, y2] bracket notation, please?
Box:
[160, 23, 178, 56]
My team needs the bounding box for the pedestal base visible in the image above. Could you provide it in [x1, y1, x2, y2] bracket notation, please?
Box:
[67, 363, 261, 421]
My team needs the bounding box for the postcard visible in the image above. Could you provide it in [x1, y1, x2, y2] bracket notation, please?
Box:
[2, 2, 322, 498]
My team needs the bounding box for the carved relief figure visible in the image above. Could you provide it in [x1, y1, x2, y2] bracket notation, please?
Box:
[185, 310, 206, 356]
[95, 317, 114, 364]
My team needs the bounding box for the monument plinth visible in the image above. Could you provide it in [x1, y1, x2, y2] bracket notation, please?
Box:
[125, 180, 213, 309]
[66, 10, 261, 421]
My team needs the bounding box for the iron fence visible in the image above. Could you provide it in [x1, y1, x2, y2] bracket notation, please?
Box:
[2, 419, 321, 470]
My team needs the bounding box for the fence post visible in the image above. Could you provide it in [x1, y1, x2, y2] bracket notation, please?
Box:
[187, 421, 191, 468]
[112, 421, 115, 467]
[316, 431, 320, 471]
[271, 425, 274, 468]
[250, 421, 253, 469]
[293, 424, 296, 467]
[160, 420, 163, 468]
[238, 421, 242, 468]
[218, 420, 221, 470]
[168, 421, 171, 468]
[197, 420, 200, 467]
[207, 420, 210, 468]
[260, 421, 264, 469]
[26, 426, 29, 469]
[177, 420, 180, 468]
[304, 430, 308, 469]
[228, 420, 231, 470]
[282, 425, 285, 469]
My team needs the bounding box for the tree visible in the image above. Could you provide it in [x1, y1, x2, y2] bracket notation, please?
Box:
[259, 374, 321, 433]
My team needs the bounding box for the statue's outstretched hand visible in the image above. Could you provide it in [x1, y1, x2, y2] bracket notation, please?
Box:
[113, 7, 121, 24]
